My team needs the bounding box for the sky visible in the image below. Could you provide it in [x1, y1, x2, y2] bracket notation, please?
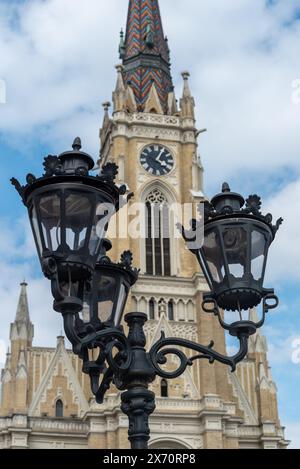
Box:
[0, 0, 300, 448]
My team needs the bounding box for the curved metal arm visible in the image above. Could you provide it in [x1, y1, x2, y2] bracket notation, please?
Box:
[62, 314, 133, 403]
[149, 331, 249, 377]
[63, 313, 83, 355]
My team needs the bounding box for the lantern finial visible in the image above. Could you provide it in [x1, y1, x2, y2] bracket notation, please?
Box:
[222, 182, 231, 193]
[72, 137, 82, 152]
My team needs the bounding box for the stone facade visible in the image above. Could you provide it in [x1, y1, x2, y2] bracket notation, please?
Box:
[0, 0, 288, 450]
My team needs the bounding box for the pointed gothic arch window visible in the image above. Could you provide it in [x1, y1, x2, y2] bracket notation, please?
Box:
[149, 298, 155, 320]
[168, 300, 174, 321]
[145, 188, 171, 276]
[161, 379, 168, 398]
[55, 399, 63, 418]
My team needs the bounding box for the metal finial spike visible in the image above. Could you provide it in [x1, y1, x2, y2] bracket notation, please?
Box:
[72, 137, 82, 151]
[222, 182, 231, 193]
[102, 101, 111, 112]
[182, 71, 190, 80]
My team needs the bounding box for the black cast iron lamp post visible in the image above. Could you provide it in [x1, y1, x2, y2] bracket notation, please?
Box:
[12, 146, 283, 450]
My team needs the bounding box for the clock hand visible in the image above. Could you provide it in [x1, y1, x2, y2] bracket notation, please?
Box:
[155, 149, 167, 167]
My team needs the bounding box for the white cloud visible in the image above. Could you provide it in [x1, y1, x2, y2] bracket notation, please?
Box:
[264, 179, 300, 282]
[267, 332, 300, 366]
[0, 0, 299, 173]
[0, 0, 126, 155]
[0, 216, 35, 261]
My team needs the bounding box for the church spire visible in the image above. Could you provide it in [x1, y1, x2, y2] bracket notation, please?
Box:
[15, 281, 30, 323]
[10, 282, 34, 348]
[121, 0, 173, 113]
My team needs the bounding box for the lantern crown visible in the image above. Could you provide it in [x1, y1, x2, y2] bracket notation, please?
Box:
[203, 183, 283, 238]
[11, 138, 127, 207]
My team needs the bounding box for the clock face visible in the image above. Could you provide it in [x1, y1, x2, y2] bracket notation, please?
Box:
[140, 145, 174, 176]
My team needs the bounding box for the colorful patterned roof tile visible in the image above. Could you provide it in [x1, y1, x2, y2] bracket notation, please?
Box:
[121, 0, 173, 113]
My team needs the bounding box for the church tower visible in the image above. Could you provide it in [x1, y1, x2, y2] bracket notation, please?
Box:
[1, 282, 33, 416]
[98, 0, 288, 449]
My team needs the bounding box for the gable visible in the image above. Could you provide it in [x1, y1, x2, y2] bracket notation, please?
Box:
[28, 339, 89, 418]
[149, 314, 200, 399]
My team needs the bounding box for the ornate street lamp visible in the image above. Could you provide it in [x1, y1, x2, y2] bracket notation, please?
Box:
[12, 148, 283, 449]
[11, 138, 128, 314]
[180, 183, 283, 338]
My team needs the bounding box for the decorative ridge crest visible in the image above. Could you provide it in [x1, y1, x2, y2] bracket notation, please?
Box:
[11, 139, 128, 204]
[200, 183, 283, 237]
[119, 250, 140, 278]
[98, 250, 140, 280]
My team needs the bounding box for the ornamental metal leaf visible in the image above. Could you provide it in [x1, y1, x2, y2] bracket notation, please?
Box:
[11, 178, 25, 201]
[120, 250, 133, 268]
[43, 155, 62, 177]
[245, 194, 262, 215]
[101, 162, 118, 182]
[199, 201, 215, 221]
[119, 250, 140, 277]
[264, 213, 273, 224]
[118, 184, 127, 196]
[127, 191, 134, 202]
[26, 173, 36, 185]
[176, 221, 198, 245]
[272, 217, 283, 236]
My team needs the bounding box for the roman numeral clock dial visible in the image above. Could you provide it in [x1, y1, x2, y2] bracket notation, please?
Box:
[140, 145, 174, 176]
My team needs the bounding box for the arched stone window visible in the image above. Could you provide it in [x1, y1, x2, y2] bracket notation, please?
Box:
[168, 300, 174, 321]
[161, 379, 168, 398]
[145, 188, 171, 276]
[55, 399, 63, 418]
[149, 440, 191, 450]
[149, 298, 155, 320]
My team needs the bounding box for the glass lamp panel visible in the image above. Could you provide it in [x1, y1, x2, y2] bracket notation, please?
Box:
[96, 274, 116, 323]
[222, 227, 247, 279]
[81, 300, 91, 324]
[90, 201, 115, 256]
[30, 205, 43, 257]
[251, 229, 267, 281]
[114, 283, 127, 326]
[202, 229, 225, 284]
[65, 193, 92, 251]
[39, 194, 61, 252]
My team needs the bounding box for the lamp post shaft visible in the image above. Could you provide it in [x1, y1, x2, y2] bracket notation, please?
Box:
[120, 313, 156, 450]
[121, 388, 155, 449]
